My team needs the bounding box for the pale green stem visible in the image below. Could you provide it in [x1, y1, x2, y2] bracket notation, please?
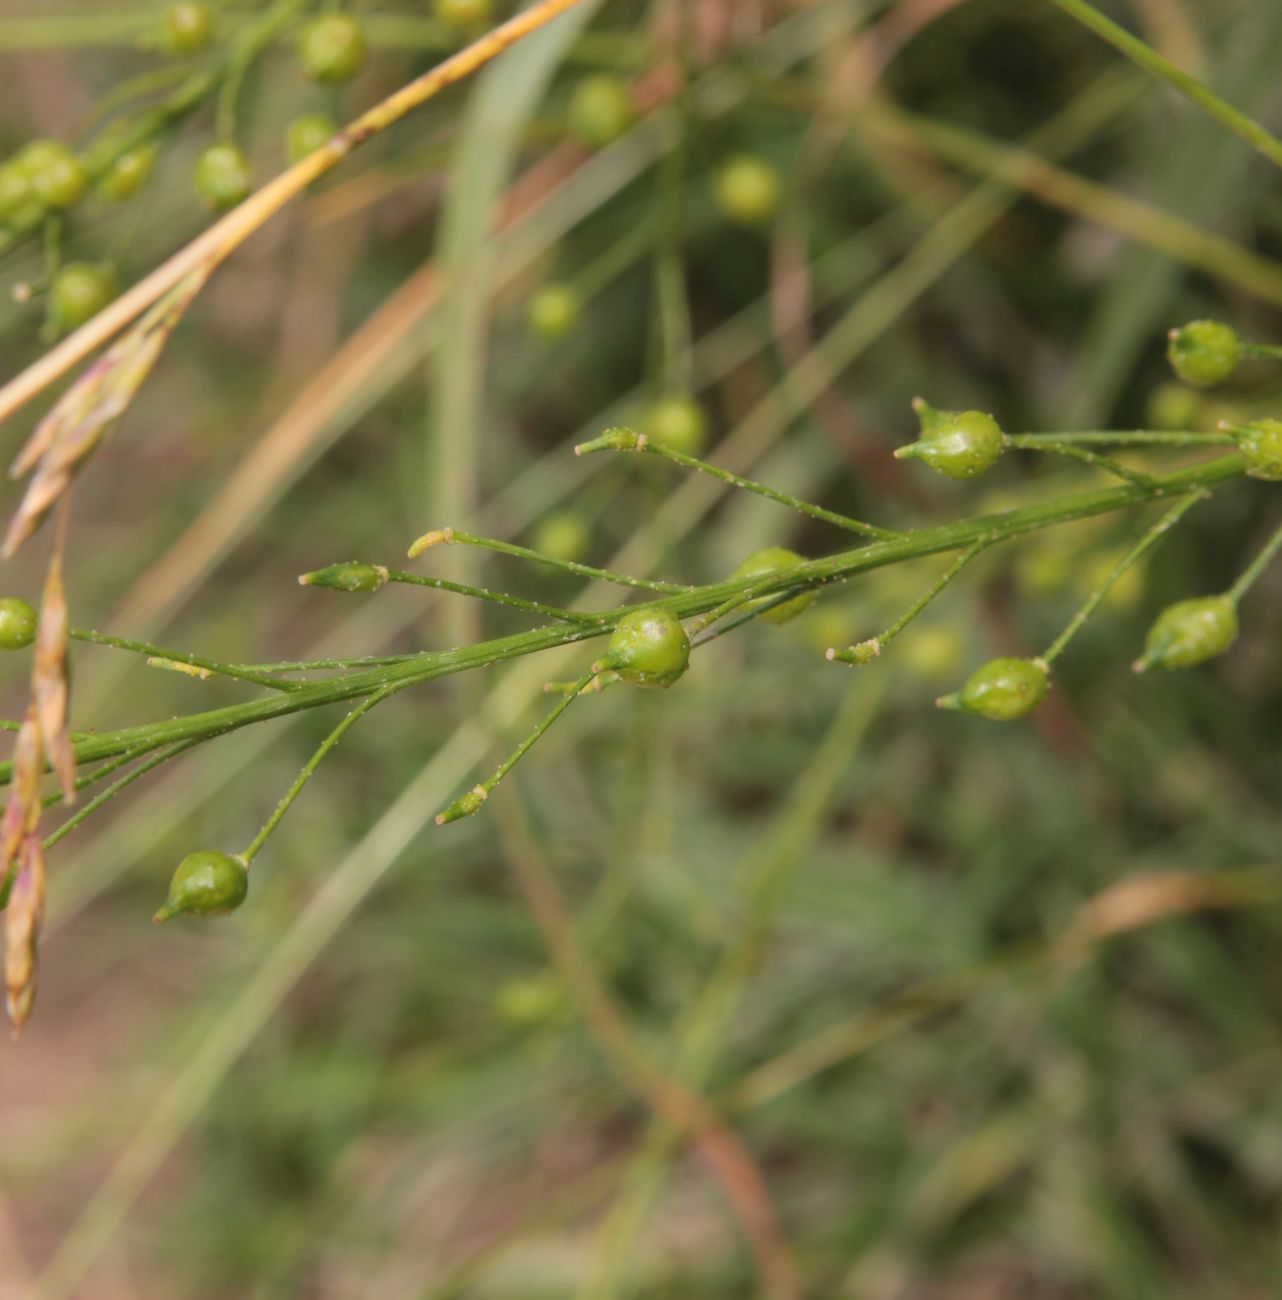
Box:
[70, 628, 304, 692]
[1011, 430, 1231, 447]
[1042, 493, 1204, 664]
[1226, 519, 1282, 605]
[576, 428, 899, 540]
[241, 687, 395, 864]
[1004, 434, 1158, 486]
[385, 569, 602, 625]
[828, 537, 993, 665]
[1242, 342, 1282, 362]
[1045, 0, 1282, 174]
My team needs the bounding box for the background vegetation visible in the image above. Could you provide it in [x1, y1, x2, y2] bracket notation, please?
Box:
[1, 0, 1281, 1296]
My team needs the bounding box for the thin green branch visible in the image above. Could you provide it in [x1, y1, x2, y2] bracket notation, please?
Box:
[70, 628, 304, 692]
[1045, 0, 1282, 174]
[576, 427, 899, 540]
[385, 569, 602, 625]
[241, 687, 396, 864]
[1042, 493, 1205, 665]
[1005, 435, 1158, 486]
[1010, 430, 1232, 447]
[1227, 519, 1282, 605]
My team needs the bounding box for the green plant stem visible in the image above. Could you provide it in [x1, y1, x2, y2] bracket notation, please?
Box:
[828, 537, 994, 665]
[0, 453, 1247, 787]
[1045, 0, 1282, 174]
[1242, 342, 1282, 362]
[1004, 435, 1157, 486]
[241, 687, 395, 864]
[69, 628, 304, 692]
[1012, 430, 1232, 447]
[411, 528, 693, 593]
[576, 427, 899, 540]
[436, 670, 598, 823]
[1042, 493, 1204, 665]
[1226, 519, 1282, 605]
[384, 569, 602, 625]
[43, 740, 203, 851]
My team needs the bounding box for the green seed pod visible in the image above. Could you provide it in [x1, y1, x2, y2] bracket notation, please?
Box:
[730, 546, 816, 625]
[161, 1, 215, 54]
[567, 75, 634, 149]
[902, 624, 965, 684]
[48, 262, 119, 334]
[299, 562, 388, 592]
[1167, 320, 1241, 388]
[496, 971, 563, 1027]
[0, 597, 37, 650]
[1145, 381, 1202, 432]
[97, 144, 158, 202]
[1135, 595, 1238, 671]
[532, 510, 590, 564]
[713, 154, 781, 227]
[17, 140, 89, 210]
[0, 163, 32, 220]
[895, 401, 1005, 480]
[285, 112, 337, 165]
[643, 395, 709, 456]
[194, 143, 252, 210]
[1232, 419, 1282, 482]
[298, 15, 367, 84]
[527, 282, 581, 341]
[435, 0, 494, 29]
[939, 656, 1049, 721]
[154, 850, 249, 922]
[601, 608, 690, 687]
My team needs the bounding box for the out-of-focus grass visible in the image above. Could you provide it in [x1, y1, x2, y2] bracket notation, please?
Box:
[0, 2, 1281, 1298]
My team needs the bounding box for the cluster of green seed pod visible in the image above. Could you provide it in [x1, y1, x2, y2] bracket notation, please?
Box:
[895, 400, 1006, 480]
[1167, 320, 1241, 388]
[1134, 595, 1238, 671]
[597, 608, 691, 687]
[938, 657, 1049, 721]
[0, 140, 90, 235]
[154, 850, 249, 922]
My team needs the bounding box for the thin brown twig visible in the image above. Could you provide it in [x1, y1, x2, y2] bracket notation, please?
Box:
[493, 791, 801, 1300]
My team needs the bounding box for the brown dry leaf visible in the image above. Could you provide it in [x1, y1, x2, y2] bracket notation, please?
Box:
[5, 833, 46, 1033]
[32, 531, 74, 802]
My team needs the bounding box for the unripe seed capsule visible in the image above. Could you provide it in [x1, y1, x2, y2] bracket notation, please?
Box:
[0, 164, 32, 220]
[162, 2, 214, 54]
[643, 395, 709, 456]
[97, 144, 157, 202]
[1134, 595, 1237, 671]
[527, 282, 581, 340]
[435, 0, 493, 29]
[48, 262, 119, 333]
[1167, 320, 1240, 388]
[17, 140, 88, 210]
[730, 546, 815, 625]
[298, 15, 367, 84]
[713, 154, 781, 226]
[938, 656, 1048, 721]
[285, 113, 337, 164]
[1231, 419, 1282, 481]
[154, 850, 248, 922]
[601, 608, 690, 687]
[568, 75, 633, 149]
[194, 143, 252, 210]
[0, 597, 37, 650]
[299, 562, 388, 593]
[532, 511, 590, 564]
[895, 401, 1005, 479]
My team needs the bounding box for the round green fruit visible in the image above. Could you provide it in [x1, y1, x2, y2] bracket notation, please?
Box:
[896, 402, 1005, 480]
[153, 850, 249, 922]
[195, 143, 252, 210]
[0, 597, 37, 650]
[49, 263, 119, 333]
[941, 656, 1048, 721]
[713, 154, 781, 226]
[1167, 320, 1240, 388]
[730, 546, 815, 625]
[603, 608, 690, 687]
[18, 140, 88, 210]
[1136, 595, 1238, 671]
[527, 282, 581, 340]
[0, 163, 32, 220]
[568, 75, 633, 149]
[97, 144, 158, 202]
[532, 511, 590, 564]
[643, 395, 709, 456]
[298, 15, 367, 84]
[162, 2, 214, 54]
[1233, 419, 1282, 481]
[285, 112, 336, 164]
[435, 0, 494, 28]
